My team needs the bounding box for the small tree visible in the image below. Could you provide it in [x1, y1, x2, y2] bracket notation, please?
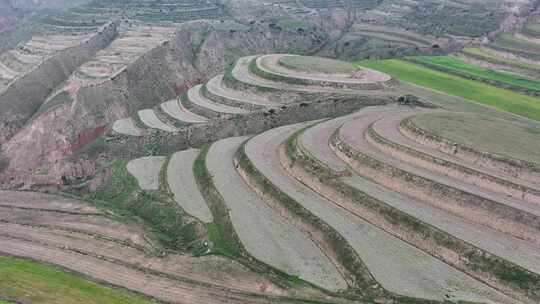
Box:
[398, 94, 420, 105]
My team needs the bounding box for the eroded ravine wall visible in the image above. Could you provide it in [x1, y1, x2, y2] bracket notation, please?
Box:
[0, 22, 118, 143]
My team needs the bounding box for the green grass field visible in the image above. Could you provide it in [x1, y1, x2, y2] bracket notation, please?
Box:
[411, 56, 540, 91]
[357, 59, 540, 121]
[0, 256, 153, 304]
[462, 47, 540, 72]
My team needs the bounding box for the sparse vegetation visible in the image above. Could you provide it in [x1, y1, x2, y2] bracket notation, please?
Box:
[279, 55, 358, 74]
[412, 112, 540, 165]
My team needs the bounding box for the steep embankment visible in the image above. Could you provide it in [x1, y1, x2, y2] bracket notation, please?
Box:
[0, 23, 118, 144]
[0, 20, 326, 187]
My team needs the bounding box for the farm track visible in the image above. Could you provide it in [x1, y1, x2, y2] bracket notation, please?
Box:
[336, 112, 540, 246]
[206, 137, 346, 291]
[243, 122, 514, 303]
[167, 149, 213, 223]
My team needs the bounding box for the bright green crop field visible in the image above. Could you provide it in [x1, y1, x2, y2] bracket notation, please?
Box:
[358, 59, 540, 121]
[411, 56, 540, 91]
[0, 256, 153, 304]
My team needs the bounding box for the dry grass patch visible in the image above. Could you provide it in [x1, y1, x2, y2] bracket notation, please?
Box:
[412, 112, 540, 165]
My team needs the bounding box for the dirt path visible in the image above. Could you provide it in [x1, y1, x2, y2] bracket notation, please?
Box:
[245, 122, 515, 303]
[206, 136, 346, 292]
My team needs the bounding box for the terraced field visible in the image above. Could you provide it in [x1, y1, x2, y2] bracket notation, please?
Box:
[0, 32, 93, 92]
[102, 55, 540, 303]
[112, 54, 395, 136]
[38, 0, 225, 32]
[0, 190, 334, 304]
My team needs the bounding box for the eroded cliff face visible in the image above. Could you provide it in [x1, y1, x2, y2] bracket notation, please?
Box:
[0, 20, 326, 188]
[0, 23, 118, 144]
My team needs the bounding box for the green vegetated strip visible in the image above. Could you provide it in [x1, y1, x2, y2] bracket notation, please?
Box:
[410, 56, 540, 91]
[357, 59, 540, 121]
[523, 23, 540, 37]
[462, 47, 540, 72]
[84, 160, 202, 253]
[0, 256, 152, 304]
[494, 33, 540, 53]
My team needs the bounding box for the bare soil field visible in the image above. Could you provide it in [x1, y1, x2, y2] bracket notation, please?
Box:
[0, 190, 337, 303]
[206, 136, 346, 291]
[138, 109, 179, 132]
[112, 118, 144, 136]
[186, 84, 249, 116]
[206, 74, 275, 108]
[167, 149, 213, 223]
[337, 111, 540, 246]
[244, 122, 514, 303]
[126, 156, 166, 191]
[295, 108, 540, 280]
[160, 99, 208, 125]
